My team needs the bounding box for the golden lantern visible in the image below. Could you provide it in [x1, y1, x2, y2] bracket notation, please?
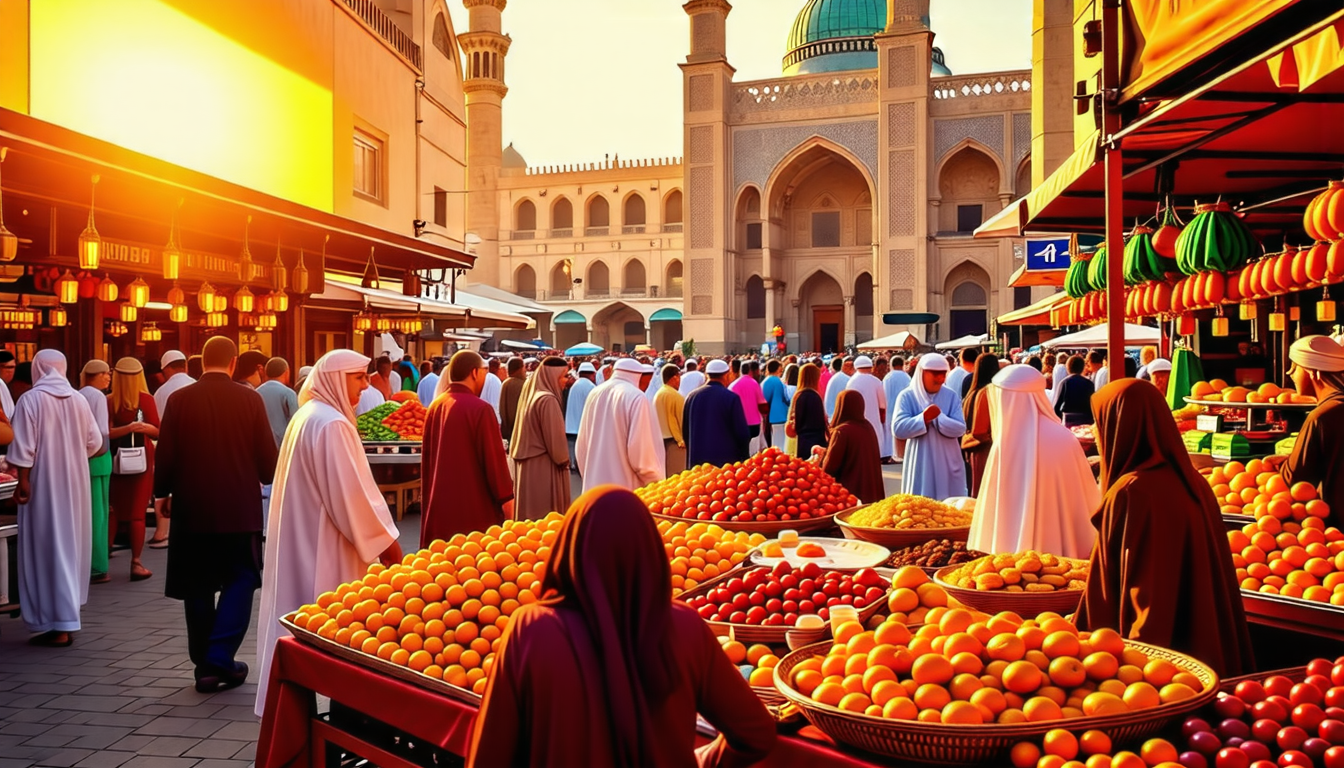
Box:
[1211, 316, 1229, 336]
[48, 307, 67, 327]
[127, 276, 150, 308]
[162, 200, 183, 280]
[234, 285, 254, 313]
[238, 215, 255, 282]
[270, 290, 289, 313]
[1239, 302, 1257, 320]
[78, 174, 102, 271]
[272, 242, 287, 292]
[169, 303, 188, 323]
[1320, 287, 1337, 322]
[0, 147, 18, 262]
[55, 270, 79, 304]
[362, 247, 381, 291]
[204, 311, 226, 328]
[97, 275, 119, 303]
[353, 310, 373, 332]
[293, 242, 315, 295]
[106, 320, 127, 338]
[374, 315, 391, 333]
[120, 303, 137, 323]
[258, 312, 277, 330]
[238, 312, 256, 328]
[197, 281, 216, 311]
[166, 282, 185, 306]
[213, 293, 227, 313]
[140, 322, 162, 343]
[1289, 305, 1301, 322]
[1269, 311, 1286, 332]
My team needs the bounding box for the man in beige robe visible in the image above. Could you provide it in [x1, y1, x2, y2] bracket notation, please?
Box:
[509, 357, 571, 519]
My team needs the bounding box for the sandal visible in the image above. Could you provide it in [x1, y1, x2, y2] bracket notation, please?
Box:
[130, 561, 153, 581]
[146, 537, 169, 549]
[28, 631, 72, 647]
[91, 573, 111, 584]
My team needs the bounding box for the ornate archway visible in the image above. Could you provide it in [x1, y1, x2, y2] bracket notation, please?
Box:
[797, 270, 845, 354]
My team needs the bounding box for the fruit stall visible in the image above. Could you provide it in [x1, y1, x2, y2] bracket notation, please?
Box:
[356, 397, 429, 518]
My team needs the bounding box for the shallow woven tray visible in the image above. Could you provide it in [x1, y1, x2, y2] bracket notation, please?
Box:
[773, 639, 1219, 766]
[835, 507, 970, 549]
[280, 616, 481, 706]
[678, 566, 887, 644]
[1219, 666, 1306, 694]
[651, 509, 842, 535]
[933, 561, 1086, 616]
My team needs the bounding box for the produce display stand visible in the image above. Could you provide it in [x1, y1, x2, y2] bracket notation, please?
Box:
[363, 442, 422, 519]
[1240, 590, 1344, 641]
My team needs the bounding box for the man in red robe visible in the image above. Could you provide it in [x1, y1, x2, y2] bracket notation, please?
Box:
[421, 350, 514, 546]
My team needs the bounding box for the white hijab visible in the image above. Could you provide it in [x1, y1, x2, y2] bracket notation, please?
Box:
[298, 350, 370, 425]
[29, 349, 76, 399]
[907, 353, 950, 411]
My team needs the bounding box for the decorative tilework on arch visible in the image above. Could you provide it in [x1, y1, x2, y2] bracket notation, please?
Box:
[1012, 112, 1032, 164]
[933, 115, 1005, 161]
[731, 120, 879, 192]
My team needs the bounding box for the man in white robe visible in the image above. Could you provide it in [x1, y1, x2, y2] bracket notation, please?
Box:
[845, 356, 887, 462]
[356, 378, 385, 416]
[417, 360, 441, 406]
[823, 357, 851, 419]
[678, 359, 706, 396]
[883, 358, 911, 462]
[481, 358, 503, 423]
[255, 349, 403, 715]
[968, 365, 1100, 558]
[11, 350, 103, 645]
[565, 362, 597, 475]
[893, 353, 968, 500]
[575, 358, 663, 492]
[154, 350, 195, 418]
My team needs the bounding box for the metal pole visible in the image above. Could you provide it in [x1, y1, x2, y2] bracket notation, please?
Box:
[1102, 0, 1126, 380]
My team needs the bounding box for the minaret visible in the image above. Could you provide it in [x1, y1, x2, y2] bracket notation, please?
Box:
[1031, 0, 1075, 186]
[460, 0, 510, 287]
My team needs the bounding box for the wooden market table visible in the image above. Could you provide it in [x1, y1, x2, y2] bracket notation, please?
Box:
[257, 636, 890, 768]
[1241, 591, 1344, 641]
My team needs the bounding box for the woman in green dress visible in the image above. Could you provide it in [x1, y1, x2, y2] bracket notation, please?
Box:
[78, 360, 112, 583]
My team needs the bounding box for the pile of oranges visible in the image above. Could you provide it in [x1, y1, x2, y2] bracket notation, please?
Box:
[289, 512, 564, 695]
[1190, 379, 1313, 405]
[1206, 458, 1330, 519]
[1229, 516, 1344, 604]
[1009, 732, 1183, 768]
[788, 595, 1205, 725]
[657, 520, 766, 596]
[884, 565, 962, 627]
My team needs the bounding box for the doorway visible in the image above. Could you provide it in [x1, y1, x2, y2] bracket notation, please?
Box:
[813, 305, 843, 354]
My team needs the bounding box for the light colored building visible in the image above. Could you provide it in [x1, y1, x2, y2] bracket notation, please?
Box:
[462, 0, 1069, 355]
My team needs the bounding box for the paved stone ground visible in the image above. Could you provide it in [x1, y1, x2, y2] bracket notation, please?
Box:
[0, 465, 903, 768]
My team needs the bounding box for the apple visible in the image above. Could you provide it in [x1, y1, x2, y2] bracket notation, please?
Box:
[1322, 720, 1344, 745]
[1216, 696, 1249, 720]
[1187, 719, 1216, 738]
[764, 598, 782, 614]
[854, 568, 883, 587]
[1190, 731, 1223, 756]
[1277, 726, 1308, 752]
[1237, 681, 1269, 704]
[1328, 708, 1344, 721]
[1295, 704, 1327, 732]
[1221, 719, 1253, 741]
[1308, 675, 1334, 694]
[1249, 762, 1277, 768]
[1180, 753, 1209, 768]
[1311, 659, 1336, 678]
[770, 561, 793, 580]
[1304, 738, 1331, 761]
[1241, 742, 1272, 764]
[799, 562, 822, 579]
[1331, 664, 1344, 688]
[1327, 689, 1344, 710]
[1254, 700, 1290, 724]
[1217, 748, 1250, 768]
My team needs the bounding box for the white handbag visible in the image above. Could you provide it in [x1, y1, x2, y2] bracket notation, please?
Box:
[113, 409, 147, 475]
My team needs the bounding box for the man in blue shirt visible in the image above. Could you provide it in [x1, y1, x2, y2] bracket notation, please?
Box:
[683, 359, 750, 467]
[761, 359, 790, 450]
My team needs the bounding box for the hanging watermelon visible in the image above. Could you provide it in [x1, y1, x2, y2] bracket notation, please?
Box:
[1087, 244, 1109, 293]
[1124, 224, 1178, 284]
[1174, 202, 1258, 275]
[1065, 251, 1093, 299]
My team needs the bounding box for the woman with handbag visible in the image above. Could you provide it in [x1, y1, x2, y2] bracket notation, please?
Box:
[785, 363, 828, 460]
[108, 357, 159, 582]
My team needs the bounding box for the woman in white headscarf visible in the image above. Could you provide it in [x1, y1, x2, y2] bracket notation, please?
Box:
[892, 353, 967, 499]
[510, 356, 572, 520]
[968, 365, 1100, 559]
[254, 349, 403, 715]
[10, 350, 103, 646]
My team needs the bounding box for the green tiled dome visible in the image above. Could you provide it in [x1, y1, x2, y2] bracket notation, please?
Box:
[783, 0, 946, 76]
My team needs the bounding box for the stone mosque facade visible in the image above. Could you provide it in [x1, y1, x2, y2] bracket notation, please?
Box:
[462, 0, 1058, 355]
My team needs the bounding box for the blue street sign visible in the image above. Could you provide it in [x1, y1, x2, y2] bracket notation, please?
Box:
[1026, 237, 1071, 271]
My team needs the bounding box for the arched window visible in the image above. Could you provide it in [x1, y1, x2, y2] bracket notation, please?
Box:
[515, 200, 536, 232]
[623, 194, 646, 232]
[854, 273, 873, 317]
[551, 198, 573, 235]
[514, 264, 536, 299]
[587, 261, 610, 297]
[664, 190, 683, 231]
[746, 275, 766, 319]
[623, 260, 646, 296]
[550, 262, 571, 297]
[951, 281, 987, 306]
[666, 260, 684, 298]
[587, 197, 610, 233]
[432, 12, 453, 59]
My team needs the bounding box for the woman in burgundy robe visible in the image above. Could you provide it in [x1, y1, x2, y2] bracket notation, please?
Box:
[467, 486, 776, 768]
[1077, 380, 1253, 677]
[822, 390, 885, 505]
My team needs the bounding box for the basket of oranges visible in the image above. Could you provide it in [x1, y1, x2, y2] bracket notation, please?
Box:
[771, 607, 1219, 765]
[932, 552, 1089, 617]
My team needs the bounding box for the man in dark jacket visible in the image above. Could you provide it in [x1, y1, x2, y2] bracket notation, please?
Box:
[683, 359, 750, 467]
[155, 336, 279, 692]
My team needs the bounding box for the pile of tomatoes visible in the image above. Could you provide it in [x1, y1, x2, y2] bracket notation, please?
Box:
[683, 561, 887, 626]
[636, 447, 858, 524]
[382, 400, 428, 441]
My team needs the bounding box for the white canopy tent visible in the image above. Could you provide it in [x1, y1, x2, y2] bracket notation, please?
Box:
[857, 331, 920, 351]
[935, 333, 991, 351]
[1042, 322, 1160, 350]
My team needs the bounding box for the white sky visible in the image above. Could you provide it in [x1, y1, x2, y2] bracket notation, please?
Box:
[447, 1, 1032, 169]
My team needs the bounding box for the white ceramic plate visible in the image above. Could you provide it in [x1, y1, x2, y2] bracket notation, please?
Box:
[747, 536, 890, 570]
[942, 496, 976, 513]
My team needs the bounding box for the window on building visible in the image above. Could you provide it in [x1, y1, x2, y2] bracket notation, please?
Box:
[434, 188, 448, 228]
[811, 211, 841, 248]
[1014, 286, 1032, 309]
[746, 275, 765, 319]
[353, 130, 382, 203]
[746, 222, 763, 250]
[956, 204, 983, 233]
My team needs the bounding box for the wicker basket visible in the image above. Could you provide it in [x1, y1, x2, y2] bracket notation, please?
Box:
[773, 639, 1219, 766]
[678, 566, 887, 644]
[933, 562, 1086, 616]
[836, 507, 970, 549]
[651, 509, 842, 536]
[1219, 666, 1306, 693]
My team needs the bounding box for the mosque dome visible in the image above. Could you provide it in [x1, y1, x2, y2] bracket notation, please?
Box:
[783, 0, 951, 77]
[502, 143, 527, 170]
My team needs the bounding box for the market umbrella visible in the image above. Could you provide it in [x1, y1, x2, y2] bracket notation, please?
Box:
[857, 331, 919, 350]
[564, 342, 604, 356]
[935, 333, 991, 350]
[1041, 323, 1160, 350]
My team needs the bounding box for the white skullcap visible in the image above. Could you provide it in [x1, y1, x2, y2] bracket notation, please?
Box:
[1147, 358, 1172, 373]
[706, 359, 730, 374]
[641, 363, 655, 374]
[1290, 336, 1344, 373]
[578, 362, 596, 373]
[614, 358, 644, 374]
[854, 355, 873, 368]
[159, 350, 186, 368]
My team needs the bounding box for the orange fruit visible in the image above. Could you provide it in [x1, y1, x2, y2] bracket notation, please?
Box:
[1111, 752, 1146, 768]
[970, 686, 1008, 717]
[1159, 683, 1198, 703]
[987, 633, 1027, 662]
[869, 679, 906, 707]
[1002, 660, 1044, 694]
[941, 700, 983, 724]
[1043, 728, 1079, 759]
[1085, 755, 1113, 768]
[1041, 631, 1081, 659]
[837, 692, 871, 713]
[1082, 652, 1118, 681]
[1087, 628, 1124, 657]
[892, 565, 930, 589]
[949, 672, 984, 701]
[914, 683, 951, 711]
[912, 654, 954, 685]
[1009, 741, 1041, 768]
[1022, 696, 1064, 722]
[1079, 730, 1112, 756]
[812, 682, 845, 707]
[1142, 659, 1177, 687]
[1037, 755, 1067, 768]
[1048, 657, 1086, 688]
[1139, 739, 1178, 766]
[882, 696, 918, 720]
[875, 622, 912, 648]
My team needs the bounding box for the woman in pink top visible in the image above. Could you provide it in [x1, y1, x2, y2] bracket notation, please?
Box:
[728, 360, 768, 453]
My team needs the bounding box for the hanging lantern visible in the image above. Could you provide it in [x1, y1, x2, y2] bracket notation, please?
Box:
[206, 311, 227, 328]
[162, 200, 183, 280]
[106, 320, 127, 338]
[55, 270, 79, 304]
[213, 293, 227, 313]
[258, 313, 278, 330]
[169, 303, 188, 323]
[120, 303, 137, 323]
[270, 290, 289, 313]
[1239, 302, 1257, 321]
[0, 148, 18, 262]
[353, 311, 373, 332]
[238, 215, 254, 282]
[362, 247, 381, 291]
[272, 242, 287, 292]
[127, 276, 150, 308]
[1212, 316, 1229, 336]
[197, 281, 216, 312]
[78, 174, 101, 270]
[1269, 311, 1286, 332]
[375, 316, 391, 333]
[140, 322, 162, 343]
[1319, 300, 1337, 322]
[293, 242, 314, 295]
[48, 307, 67, 327]
[1177, 315, 1197, 336]
[234, 285, 254, 314]
[97, 274, 119, 303]
[166, 282, 185, 306]
[238, 312, 256, 328]
[1289, 305, 1301, 322]
[78, 272, 99, 299]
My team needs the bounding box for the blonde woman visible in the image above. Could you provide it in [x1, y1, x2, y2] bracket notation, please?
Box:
[107, 357, 159, 581]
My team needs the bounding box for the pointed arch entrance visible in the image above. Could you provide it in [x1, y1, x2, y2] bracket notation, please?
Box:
[799, 270, 845, 354]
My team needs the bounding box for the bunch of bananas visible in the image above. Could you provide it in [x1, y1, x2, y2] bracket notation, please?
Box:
[1124, 224, 1179, 285]
[1065, 250, 1094, 299]
[1086, 244, 1109, 292]
[1174, 202, 1257, 276]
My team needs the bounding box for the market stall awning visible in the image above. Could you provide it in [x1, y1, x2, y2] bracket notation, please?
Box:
[997, 291, 1071, 327]
[935, 333, 991, 351]
[564, 342, 603, 356]
[650, 308, 683, 322]
[311, 278, 533, 330]
[553, 310, 586, 324]
[1042, 322, 1160, 349]
[1008, 262, 1067, 288]
[857, 331, 920, 350]
[501, 339, 548, 351]
[974, 131, 1100, 238]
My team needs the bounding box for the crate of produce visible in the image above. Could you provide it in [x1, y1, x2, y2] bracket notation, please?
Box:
[933, 552, 1088, 616]
[836, 495, 972, 549]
